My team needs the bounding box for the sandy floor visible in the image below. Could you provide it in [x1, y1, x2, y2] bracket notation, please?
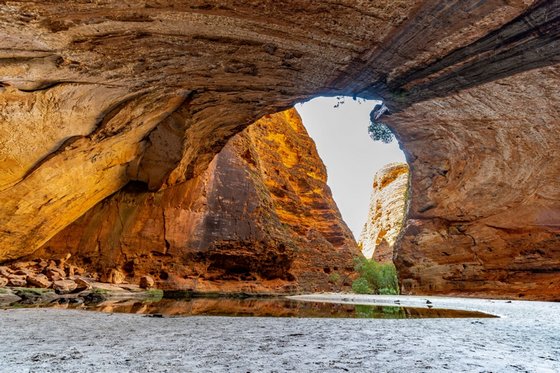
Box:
[0, 294, 559, 372]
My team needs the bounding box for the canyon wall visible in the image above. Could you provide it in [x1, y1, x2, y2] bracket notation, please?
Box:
[359, 163, 409, 263]
[33, 109, 359, 292]
[1, 1, 559, 299]
[0, 0, 424, 260]
[390, 64, 560, 301]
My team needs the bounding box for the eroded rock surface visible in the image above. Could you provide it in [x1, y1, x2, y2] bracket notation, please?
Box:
[1, 1, 559, 299]
[391, 64, 560, 301]
[34, 109, 359, 292]
[0, 0, 423, 259]
[359, 163, 409, 263]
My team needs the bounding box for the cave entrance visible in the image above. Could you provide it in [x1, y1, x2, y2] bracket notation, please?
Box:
[296, 96, 408, 264]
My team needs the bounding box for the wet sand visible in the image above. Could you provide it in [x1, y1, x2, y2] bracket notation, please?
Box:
[0, 294, 559, 372]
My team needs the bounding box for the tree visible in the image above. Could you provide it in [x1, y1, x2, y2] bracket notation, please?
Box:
[368, 121, 394, 143]
[368, 103, 394, 143]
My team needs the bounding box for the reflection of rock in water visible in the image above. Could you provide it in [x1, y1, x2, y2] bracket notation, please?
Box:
[50, 298, 496, 319]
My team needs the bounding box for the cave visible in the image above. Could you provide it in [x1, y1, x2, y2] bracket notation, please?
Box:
[0, 0, 559, 301]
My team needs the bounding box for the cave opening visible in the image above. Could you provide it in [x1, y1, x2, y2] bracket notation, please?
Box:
[296, 96, 409, 264]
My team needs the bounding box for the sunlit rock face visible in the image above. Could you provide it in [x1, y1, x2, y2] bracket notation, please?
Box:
[1, 1, 559, 299]
[35, 109, 359, 292]
[0, 0, 422, 260]
[359, 163, 409, 263]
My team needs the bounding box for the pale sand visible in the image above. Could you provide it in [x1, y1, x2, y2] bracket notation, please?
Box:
[0, 294, 559, 372]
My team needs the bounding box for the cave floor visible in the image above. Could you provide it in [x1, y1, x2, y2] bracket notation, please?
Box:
[0, 295, 558, 372]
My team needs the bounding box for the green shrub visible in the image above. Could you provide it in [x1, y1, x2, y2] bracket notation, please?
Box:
[328, 273, 341, 285]
[145, 289, 164, 301]
[351, 277, 372, 294]
[378, 287, 398, 295]
[351, 257, 399, 295]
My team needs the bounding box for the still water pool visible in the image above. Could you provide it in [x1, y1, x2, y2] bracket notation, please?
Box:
[47, 297, 497, 319]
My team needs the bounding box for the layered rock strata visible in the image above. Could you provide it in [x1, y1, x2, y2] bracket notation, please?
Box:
[33, 109, 359, 292]
[0, 0, 425, 259]
[359, 163, 409, 263]
[1, 1, 559, 299]
[390, 64, 560, 301]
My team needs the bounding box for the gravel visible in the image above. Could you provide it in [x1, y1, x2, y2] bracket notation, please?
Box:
[0, 294, 559, 372]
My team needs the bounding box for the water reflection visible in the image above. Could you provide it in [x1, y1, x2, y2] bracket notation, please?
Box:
[50, 297, 497, 319]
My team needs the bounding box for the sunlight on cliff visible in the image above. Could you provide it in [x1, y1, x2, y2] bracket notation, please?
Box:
[296, 97, 406, 239]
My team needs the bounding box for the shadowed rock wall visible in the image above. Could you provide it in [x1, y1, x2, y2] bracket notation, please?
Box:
[390, 65, 560, 301]
[34, 109, 359, 292]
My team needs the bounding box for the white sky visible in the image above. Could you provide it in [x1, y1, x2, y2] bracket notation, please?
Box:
[295, 96, 405, 239]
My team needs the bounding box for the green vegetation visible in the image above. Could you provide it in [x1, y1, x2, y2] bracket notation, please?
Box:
[368, 120, 394, 143]
[145, 289, 164, 301]
[351, 257, 399, 295]
[13, 287, 54, 297]
[91, 288, 109, 295]
[328, 272, 341, 285]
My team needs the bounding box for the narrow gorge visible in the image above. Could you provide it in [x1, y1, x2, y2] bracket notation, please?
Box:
[359, 163, 409, 264]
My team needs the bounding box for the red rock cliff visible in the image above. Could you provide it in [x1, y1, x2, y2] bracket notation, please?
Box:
[34, 109, 359, 293]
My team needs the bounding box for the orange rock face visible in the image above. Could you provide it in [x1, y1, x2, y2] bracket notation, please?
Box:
[1, 1, 559, 300]
[0, 0, 424, 260]
[35, 109, 359, 293]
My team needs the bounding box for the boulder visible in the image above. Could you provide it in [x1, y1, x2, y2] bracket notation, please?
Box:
[26, 274, 52, 289]
[35, 259, 48, 269]
[102, 269, 126, 285]
[74, 277, 92, 291]
[139, 276, 155, 289]
[0, 266, 12, 277]
[44, 267, 66, 281]
[13, 269, 32, 277]
[52, 280, 78, 294]
[8, 276, 27, 287]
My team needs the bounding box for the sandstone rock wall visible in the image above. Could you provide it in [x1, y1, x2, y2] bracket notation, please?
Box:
[390, 64, 560, 301]
[359, 163, 409, 263]
[1, 1, 559, 299]
[33, 109, 359, 293]
[0, 0, 424, 259]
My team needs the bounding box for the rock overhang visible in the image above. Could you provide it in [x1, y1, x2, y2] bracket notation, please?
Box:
[0, 0, 559, 299]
